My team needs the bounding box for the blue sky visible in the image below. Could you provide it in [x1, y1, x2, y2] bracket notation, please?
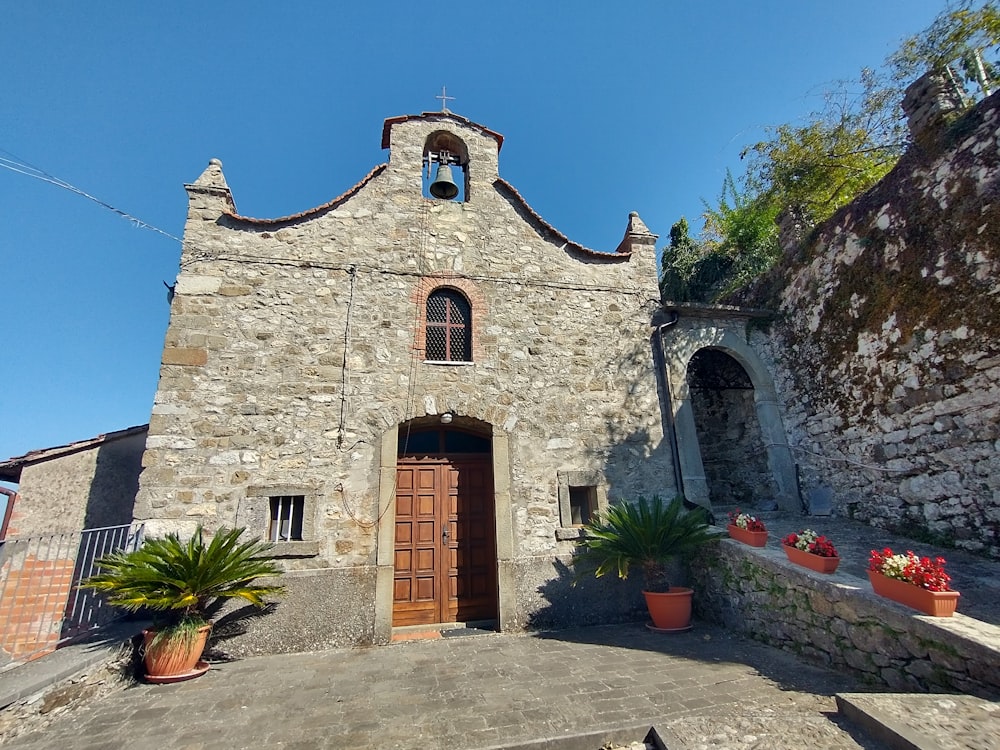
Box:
[1, 1, 946, 465]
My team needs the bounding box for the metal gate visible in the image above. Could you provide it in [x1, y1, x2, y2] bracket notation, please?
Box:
[0, 523, 144, 667]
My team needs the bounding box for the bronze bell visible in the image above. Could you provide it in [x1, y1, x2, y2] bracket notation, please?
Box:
[429, 162, 459, 200]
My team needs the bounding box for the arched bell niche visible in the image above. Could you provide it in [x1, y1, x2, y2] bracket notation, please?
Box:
[422, 130, 469, 202]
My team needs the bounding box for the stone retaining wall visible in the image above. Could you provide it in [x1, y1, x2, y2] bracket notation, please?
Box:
[733, 88, 1000, 556]
[692, 539, 1000, 698]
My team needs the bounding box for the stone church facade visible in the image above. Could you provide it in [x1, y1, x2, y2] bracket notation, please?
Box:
[135, 109, 699, 649]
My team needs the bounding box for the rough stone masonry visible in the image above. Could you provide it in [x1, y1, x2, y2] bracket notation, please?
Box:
[134, 110, 673, 651]
[736, 76, 1000, 558]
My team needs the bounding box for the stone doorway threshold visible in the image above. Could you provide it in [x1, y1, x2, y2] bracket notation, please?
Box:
[391, 620, 498, 642]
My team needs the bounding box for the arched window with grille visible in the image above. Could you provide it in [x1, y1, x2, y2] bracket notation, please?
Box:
[425, 288, 472, 362]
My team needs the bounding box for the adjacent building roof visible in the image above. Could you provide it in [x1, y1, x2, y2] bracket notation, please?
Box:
[0, 424, 149, 483]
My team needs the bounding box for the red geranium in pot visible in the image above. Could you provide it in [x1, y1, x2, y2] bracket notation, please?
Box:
[867, 548, 959, 616]
[781, 529, 839, 573]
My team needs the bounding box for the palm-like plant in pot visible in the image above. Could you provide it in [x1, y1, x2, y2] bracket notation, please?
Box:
[573, 495, 721, 631]
[81, 526, 283, 682]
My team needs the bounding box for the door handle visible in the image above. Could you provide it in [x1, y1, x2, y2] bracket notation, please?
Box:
[442, 526, 450, 542]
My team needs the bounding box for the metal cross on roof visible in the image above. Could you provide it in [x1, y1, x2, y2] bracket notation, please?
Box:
[436, 86, 455, 112]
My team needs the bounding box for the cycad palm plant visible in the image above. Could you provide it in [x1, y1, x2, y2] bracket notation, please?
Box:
[82, 526, 284, 637]
[574, 495, 720, 592]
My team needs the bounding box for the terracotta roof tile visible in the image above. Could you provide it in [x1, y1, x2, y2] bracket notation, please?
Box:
[381, 112, 504, 151]
[0, 424, 149, 483]
[493, 178, 631, 261]
[223, 164, 387, 226]
[218, 161, 630, 264]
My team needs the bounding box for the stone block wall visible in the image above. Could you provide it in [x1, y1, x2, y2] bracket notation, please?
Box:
[735, 90, 1000, 555]
[208, 568, 377, 656]
[9, 431, 145, 537]
[692, 540, 1000, 698]
[689, 379, 774, 506]
[135, 111, 671, 644]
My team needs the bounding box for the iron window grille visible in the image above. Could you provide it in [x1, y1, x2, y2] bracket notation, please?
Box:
[425, 289, 471, 362]
[269, 495, 304, 542]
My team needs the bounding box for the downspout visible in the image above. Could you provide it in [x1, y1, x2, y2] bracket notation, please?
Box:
[0, 487, 17, 540]
[651, 311, 684, 500]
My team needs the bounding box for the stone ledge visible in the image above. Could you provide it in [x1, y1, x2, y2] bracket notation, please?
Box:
[269, 540, 320, 558]
[694, 539, 1000, 697]
[834, 692, 1000, 750]
[555, 527, 585, 541]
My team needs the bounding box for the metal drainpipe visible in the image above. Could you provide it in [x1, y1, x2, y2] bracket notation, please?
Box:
[0, 487, 18, 539]
[651, 311, 684, 500]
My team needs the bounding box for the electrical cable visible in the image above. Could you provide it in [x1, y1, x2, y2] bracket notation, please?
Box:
[180, 251, 650, 298]
[0, 151, 181, 243]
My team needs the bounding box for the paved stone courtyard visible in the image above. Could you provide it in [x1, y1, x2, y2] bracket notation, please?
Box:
[1, 622, 897, 750]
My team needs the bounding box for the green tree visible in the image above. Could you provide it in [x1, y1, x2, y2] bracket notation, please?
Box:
[658, 216, 700, 302]
[661, 176, 783, 304]
[740, 69, 904, 226]
[890, 0, 1000, 99]
[701, 171, 783, 295]
[684, 2, 1000, 299]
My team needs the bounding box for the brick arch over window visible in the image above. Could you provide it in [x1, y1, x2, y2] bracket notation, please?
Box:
[411, 275, 487, 362]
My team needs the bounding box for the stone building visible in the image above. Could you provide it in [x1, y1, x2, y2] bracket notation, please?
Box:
[0, 425, 146, 662]
[0, 424, 147, 537]
[135, 108, 715, 649]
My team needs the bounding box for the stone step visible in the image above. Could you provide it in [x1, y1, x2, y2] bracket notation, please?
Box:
[836, 692, 1000, 750]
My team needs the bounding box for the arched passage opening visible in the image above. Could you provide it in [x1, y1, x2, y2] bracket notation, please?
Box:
[686, 348, 777, 507]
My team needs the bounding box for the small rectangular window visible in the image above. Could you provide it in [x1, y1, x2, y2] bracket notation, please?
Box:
[269, 495, 304, 542]
[568, 486, 597, 526]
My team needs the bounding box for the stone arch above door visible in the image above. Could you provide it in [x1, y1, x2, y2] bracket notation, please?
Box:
[657, 313, 799, 512]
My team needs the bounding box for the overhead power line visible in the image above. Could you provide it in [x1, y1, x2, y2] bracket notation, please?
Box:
[0, 149, 181, 243]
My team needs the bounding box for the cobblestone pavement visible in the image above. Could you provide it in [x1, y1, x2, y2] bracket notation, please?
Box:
[2, 622, 895, 750]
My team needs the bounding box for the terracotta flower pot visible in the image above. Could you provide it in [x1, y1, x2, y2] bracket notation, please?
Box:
[142, 624, 212, 682]
[867, 570, 960, 617]
[727, 524, 768, 547]
[782, 544, 840, 573]
[643, 587, 693, 632]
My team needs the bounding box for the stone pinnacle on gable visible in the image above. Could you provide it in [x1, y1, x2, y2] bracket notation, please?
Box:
[184, 158, 236, 215]
[616, 210, 658, 254]
[192, 158, 230, 191]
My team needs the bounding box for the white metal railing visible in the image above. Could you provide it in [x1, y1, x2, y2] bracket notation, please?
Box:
[0, 523, 144, 667]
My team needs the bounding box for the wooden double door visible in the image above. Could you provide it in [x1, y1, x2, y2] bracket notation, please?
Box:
[392, 457, 497, 626]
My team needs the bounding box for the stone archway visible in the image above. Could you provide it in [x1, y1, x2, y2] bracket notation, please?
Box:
[658, 314, 799, 512]
[686, 348, 777, 506]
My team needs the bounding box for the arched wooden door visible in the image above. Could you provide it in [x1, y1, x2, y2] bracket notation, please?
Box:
[393, 427, 498, 626]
